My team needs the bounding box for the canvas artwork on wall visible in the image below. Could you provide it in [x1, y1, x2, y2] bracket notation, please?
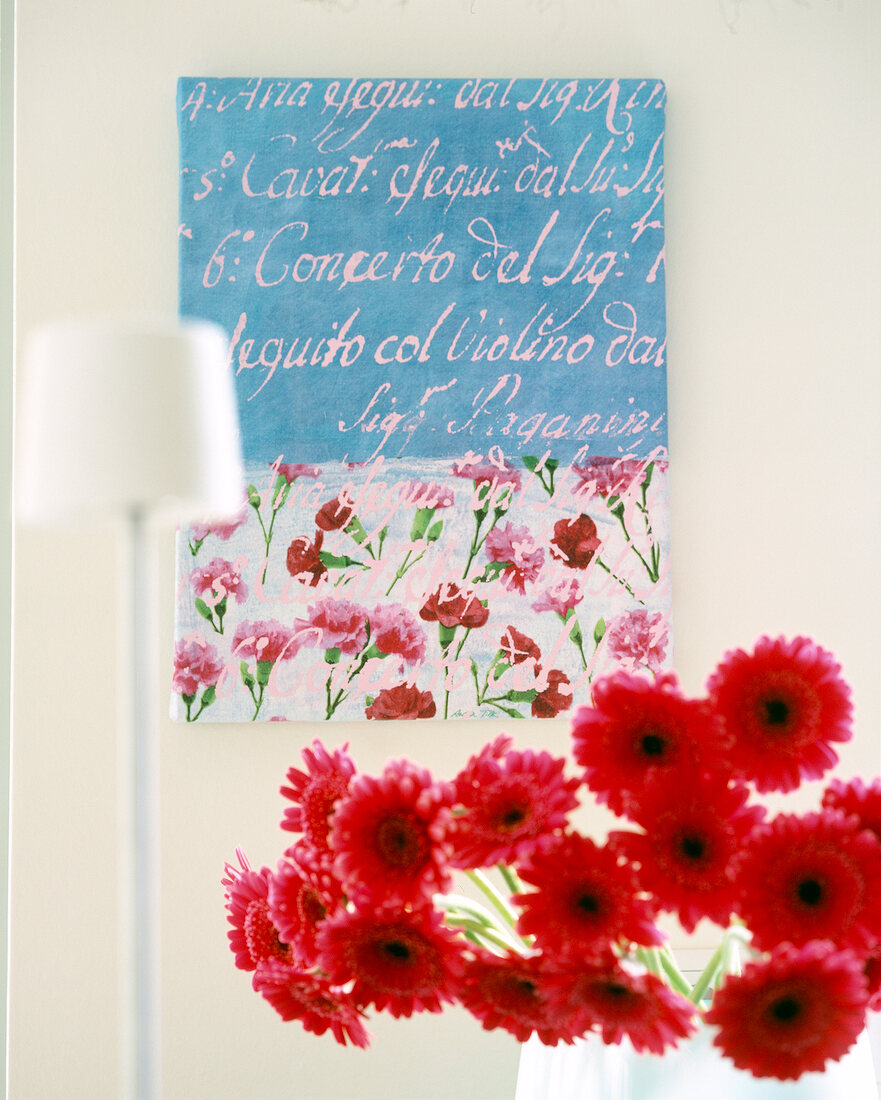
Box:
[172, 76, 671, 722]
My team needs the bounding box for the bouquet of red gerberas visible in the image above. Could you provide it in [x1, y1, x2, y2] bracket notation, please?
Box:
[223, 635, 881, 1082]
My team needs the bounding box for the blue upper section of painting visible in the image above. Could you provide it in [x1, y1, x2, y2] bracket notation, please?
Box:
[178, 77, 668, 466]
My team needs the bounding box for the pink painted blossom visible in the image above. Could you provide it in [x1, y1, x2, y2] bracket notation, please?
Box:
[531, 577, 584, 616]
[605, 610, 669, 673]
[571, 457, 645, 500]
[275, 462, 321, 484]
[306, 598, 369, 655]
[484, 523, 545, 593]
[189, 505, 249, 544]
[232, 620, 301, 665]
[452, 456, 522, 491]
[368, 604, 427, 663]
[172, 635, 225, 696]
[190, 557, 249, 605]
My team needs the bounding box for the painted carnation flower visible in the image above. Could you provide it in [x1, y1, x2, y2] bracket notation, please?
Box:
[419, 583, 489, 630]
[285, 532, 328, 587]
[604, 610, 668, 673]
[610, 776, 765, 933]
[190, 556, 248, 605]
[368, 603, 426, 663]
[232, 619, 301, 666]
[172, 635, 225, 696]
[461, 950, 580, 1045]
[553, 960, 696, 1054]
[571, 671, 729, 817]
[448, 737, 579, 867]
[365, 684, 436, 720]
[452, 455, 523, 491]
[306, 597, 369, 655]
[550, 514, 601, 569]
[734, 809, 881, 953]
[253, 959, 370, 1047]
[189, 505, 249, 545]
[499, 625, 541, 666]
[221, 849, 290, 972]
[279, 741, 356, 853]
[331, 758, 453, 906]
[571, 456, 646, 500]
[515, 832, 662, 960]
[531, 576, 584, 617]
[484, 522, 545, 593]
[706, 635, 853, 792]
[314, 493, 355, 532]
[706, 942, 869, 1080]
[275, 462, 321, 484]
[316, 905, 465, 1018]
[532, 669, 573, 718]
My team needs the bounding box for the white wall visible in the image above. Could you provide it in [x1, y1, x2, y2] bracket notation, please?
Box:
[11, 1, 881, 1098]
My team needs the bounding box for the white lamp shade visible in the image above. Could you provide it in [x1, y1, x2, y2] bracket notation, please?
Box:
[17, 317, 244, 524]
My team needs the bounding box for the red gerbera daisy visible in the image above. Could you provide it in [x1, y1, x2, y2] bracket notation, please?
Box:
[515, 832, 663, 959]
[267, 846, 344, 967]
[316, 906, 465, 1017]
[460, 950, 584, 1045]
[279, 741, 356, 856]
[610, 777, 765, 933]
[706, 941, 869, 1080]
[331, 759, 454, 907]
[706, 635, 853, 793]
[221, 849, 290, 972]
[553, 960, 697, 1054]
[822, 777, 881, 843]
[448, 738, 580, 868]
[734, 809, 881, 952]
[253, 958, 370, 1048]
[571, 671, 728, 817]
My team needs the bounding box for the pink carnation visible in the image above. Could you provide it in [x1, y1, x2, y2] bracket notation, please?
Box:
[190, 557, 249, 605]
[531, 577, 584, 616]
[484, 523, 545, 593]
[189, 505, 249, 544]
[172, 635, 225, 696]
[232, 620, 300, 665]
[307, 598, 369, 655]
[368, 604, 427, 663]
[605, 610, 669, 673]
[452, 456, 522, 491]
[571, 457, 645, 499]
[275, 462, 321, 484]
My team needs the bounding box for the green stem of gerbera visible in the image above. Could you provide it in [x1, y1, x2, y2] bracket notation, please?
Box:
[464, 869, 519, 930]
[689, 942, 725, 1005]
[657, 945, 694, 998]
[496, 863, 523, 898]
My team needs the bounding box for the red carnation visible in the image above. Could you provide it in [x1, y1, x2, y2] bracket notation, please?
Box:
[532, 669, 573, 718]
[706, 635, 853, 793]
[315, 493, 355, 532]
[286, 531, 327, 586]
[550, 514, 601, 569]
[706, 942, 869, 1080]
[499, 625, 541, 666]
[419, 583, 489, 630]
[365, 683, 436, 720]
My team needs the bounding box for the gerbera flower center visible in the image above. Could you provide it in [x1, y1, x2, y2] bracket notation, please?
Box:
[375, 813, 430, 870]
[576, 892, 601, 914]
[770, 994, 802, 1023]
[796, 878, 824, 906]
[678, 833, 706, 862]
[383, 939, 412, 961]
[299, 887, 327, 925]
[640, 732, 667, 758]
[244, 899, 288, 964]
[763, 697, 790, 726]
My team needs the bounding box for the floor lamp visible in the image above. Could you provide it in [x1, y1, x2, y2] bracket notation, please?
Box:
[17, 318, 243, 1100]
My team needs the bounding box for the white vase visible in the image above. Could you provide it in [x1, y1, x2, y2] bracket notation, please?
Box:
[515, 1025, 878, 1100]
